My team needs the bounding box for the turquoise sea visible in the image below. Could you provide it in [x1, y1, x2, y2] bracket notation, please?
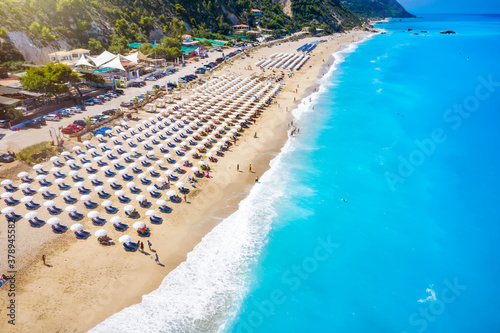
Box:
[92, 14, 500, 333]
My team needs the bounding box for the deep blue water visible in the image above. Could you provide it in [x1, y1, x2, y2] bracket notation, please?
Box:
[92, 14, 500, 333]
[229, 14, 500, 333]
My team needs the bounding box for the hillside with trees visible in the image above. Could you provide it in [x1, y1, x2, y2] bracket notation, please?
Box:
[0, 0, 414, 64]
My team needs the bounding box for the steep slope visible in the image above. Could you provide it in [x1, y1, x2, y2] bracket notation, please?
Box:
[345, 0, 416, 19]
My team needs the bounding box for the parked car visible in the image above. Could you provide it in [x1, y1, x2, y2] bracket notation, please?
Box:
[120, 101, 133, 107]
[115, 89, 124, 95]
[84, 100, 94, 106]
[60, 110, 70, 117]
[66, 108, 75, 115]
[45, 114, 60, 121]
[62, 124, 83, 134]
[73, 120, 86, 127]
[102, 109, 117, 116]
[0, 153, 14, 163]
[0, 120, 10, 128]
[195, 68, 206, 74]
[216, 48, 223, 52]
[92, 98, 103, 104]
[38, 117, 46, 125]
[167, 83, 178, 89]
[216, 57, 224, 63]
[25, 120, 41, 128]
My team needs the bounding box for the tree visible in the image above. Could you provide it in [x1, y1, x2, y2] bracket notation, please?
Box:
[88, 38, 104, 54]
[29, 22, 41, 35]
[41, 26, 56, 40]
[308, 26, 317, 35]
[21, 62, 80, 95]
[140, 16, 155, 36]
[0, 28, 9, 39]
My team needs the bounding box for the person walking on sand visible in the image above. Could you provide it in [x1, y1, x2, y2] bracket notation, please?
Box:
[155, 253, 160, 264]
[147, 240, 152, 251]
[249, 164, 252, 172]
[184, 194, 187, 202]
[255, 176, 259, 183]
[42, 254, 46, 266]
[237, 164, 239, 171]
[140, 242, 144, 252]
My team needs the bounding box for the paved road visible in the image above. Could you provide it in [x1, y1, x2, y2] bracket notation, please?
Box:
[0, 47, 239, 152]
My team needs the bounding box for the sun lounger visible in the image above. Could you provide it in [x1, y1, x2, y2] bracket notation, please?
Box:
[105, 170, 117, 178]
[42, 193, 56, 200]
[167, 158, 176, 164]
[36, 170, 49, 175]
[72, 176, 84, 182]
[75, 231, 89, 239]
[54, 161, 65, 167]
[150, 171, 160, 177]
[123, 243, 137, 251]
[150, 216, 163, 224]
[58, 184, 71, 190]
[29, 220, 43, 227]
[159, 135, 167, 141]
[167, 142, 175, 148]
[117, 149, 126, 154]
[92, 218, 105, 226]
[122, 175, 134, 181]
[169, 175, 179, 181]
[150, 191, 161, 198]
[159, 205, 172, 213]
[64, 197, 77, 204]
[48, 207, 62, 214]
[141, 161, 152, 167]
[5, 198, 19, 206]
[105, 206, 118, 214]
[25, 202, 39, 210]
[139, 201, 151, 208]
[114, 163, 125, 170]
[97, 161, 108, 167]
[140, 179, 152, 185]
[86, 168, 98, 174]
[69, 165, 81, 170]
[52, 225, 66, 233]
[118, 196, 130, 203]
[131, 167, 142, 173]
[98, 192, 111, 199]
[84, 202, 97, 209]
[78, 188, 91, 194]
[110, 183, 122, 190]
[130, 187, 141, 194]
[114, 224, 126, 232]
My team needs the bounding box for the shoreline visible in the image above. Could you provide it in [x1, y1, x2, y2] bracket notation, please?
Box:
[0, 30, 375, 332]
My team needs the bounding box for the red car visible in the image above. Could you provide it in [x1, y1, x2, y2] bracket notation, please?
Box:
[62, 124, 83, 134]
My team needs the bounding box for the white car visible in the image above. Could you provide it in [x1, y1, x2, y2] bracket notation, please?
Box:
[66, 108, 75, 115]
[45, 114, 60, 121]
[68, 107, 81, 113]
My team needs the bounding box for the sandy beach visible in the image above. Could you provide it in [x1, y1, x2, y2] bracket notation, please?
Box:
[0, 29, 373, 332]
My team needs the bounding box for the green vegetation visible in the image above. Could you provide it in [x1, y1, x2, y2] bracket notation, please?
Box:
[21, 62, 80, 95]
[346, 0, 416, 19]
[0, 0, 413, 63]
[88, 38, 104, 54]
[16, 141, 63, 165]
